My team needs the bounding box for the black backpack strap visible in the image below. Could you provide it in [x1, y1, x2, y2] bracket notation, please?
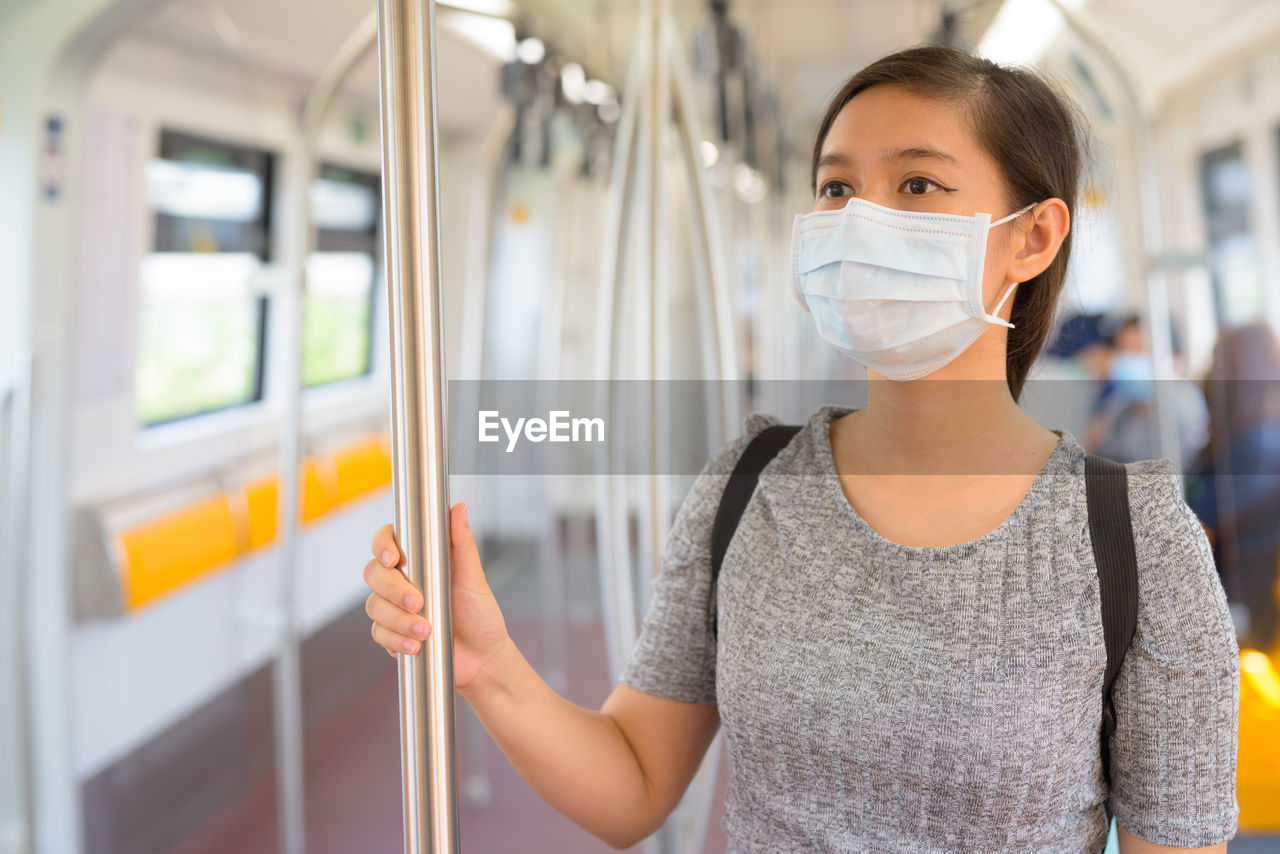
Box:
[709, 424, 803, 642]
[1084, 453, 1140, 793]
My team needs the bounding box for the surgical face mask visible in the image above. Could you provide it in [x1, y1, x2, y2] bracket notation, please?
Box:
[790, 196, 1038, 381]
[1108, 351, 1154, 404]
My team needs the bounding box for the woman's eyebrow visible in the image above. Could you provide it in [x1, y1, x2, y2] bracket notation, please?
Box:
[815, 151, 852, 173]
[815, 147, 959, 173]
[884, 146, 959, 165]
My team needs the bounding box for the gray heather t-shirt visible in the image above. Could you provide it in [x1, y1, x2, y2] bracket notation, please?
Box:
[619, 404, 1239, 853]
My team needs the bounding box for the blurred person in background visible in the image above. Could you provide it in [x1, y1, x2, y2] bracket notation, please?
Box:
[1024, 312, 1112, 441]
[1041, 311, 1111, 380]
[1083, 313, 1209, 465]
[1185, 322, 1280, 653]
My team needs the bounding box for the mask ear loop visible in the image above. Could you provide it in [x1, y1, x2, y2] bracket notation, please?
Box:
[982, 201, 1040, 328]
[985, 281, 1019, 329]
[989, 201, 1038, 228]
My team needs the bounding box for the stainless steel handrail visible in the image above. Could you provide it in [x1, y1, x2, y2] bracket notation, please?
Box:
[375, 0, 460, 851]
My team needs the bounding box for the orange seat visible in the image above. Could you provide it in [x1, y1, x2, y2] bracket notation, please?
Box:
[117, 494, 239, 610]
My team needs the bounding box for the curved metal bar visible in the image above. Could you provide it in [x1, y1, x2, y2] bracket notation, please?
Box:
[657, 16, 741, 854]
[375, 0, 460, 850]
[637, 0, 672, 624]
[1044, 0, 1181, 473]
[669, 22, 739, 444]
[273, 10, 379, 854]
[594, 13, 647, 680]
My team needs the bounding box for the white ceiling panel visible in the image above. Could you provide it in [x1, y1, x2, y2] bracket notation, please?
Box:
[112, 0, 1280, 134]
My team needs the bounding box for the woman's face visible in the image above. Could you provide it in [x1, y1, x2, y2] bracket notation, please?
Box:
[813, 84, 1029, 323]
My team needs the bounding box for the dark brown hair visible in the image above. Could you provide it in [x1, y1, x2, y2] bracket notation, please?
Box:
[810, 45, 1085, 401]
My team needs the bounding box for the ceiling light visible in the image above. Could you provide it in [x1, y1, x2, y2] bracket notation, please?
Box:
[437, 0, 518, 17]
[561, 62, 586, 104]
[583, 79, 614, 106]
[733, 164, 766, 204]
[700, 140, 719, 168]
[442, 14, 516, 62]
[516, 37, 546, 64]
[977, 0, 1086, 67]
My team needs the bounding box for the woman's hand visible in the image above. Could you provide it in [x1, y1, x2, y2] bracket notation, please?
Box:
[363, 503, 514, 695]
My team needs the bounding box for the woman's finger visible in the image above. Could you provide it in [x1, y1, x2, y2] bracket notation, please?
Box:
[371, 523, 402, 568]
[362, 558, 423, 612]
[371, 621, 421, 656]
[365, 592, 431, 641]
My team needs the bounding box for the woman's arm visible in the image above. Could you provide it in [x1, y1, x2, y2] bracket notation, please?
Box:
[365, 511, 722, 850]
[463, 650, 721, 850]
[1117, 824, 1227, 854]
[1106, 461, 1240, 850]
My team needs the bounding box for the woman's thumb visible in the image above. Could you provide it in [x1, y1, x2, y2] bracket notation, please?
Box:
[449, 503, 484, 581]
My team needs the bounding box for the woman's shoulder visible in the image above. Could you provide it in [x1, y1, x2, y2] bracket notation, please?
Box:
[1114, 454, 1207, 565]
[1114, 455, 1236, 662]
[700, 405, 839, 477]
[697, 411, 785, 477]
[1119, 455, 1199, 542]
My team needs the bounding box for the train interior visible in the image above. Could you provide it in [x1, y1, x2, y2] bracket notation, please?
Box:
[3, 0, 1280, 851]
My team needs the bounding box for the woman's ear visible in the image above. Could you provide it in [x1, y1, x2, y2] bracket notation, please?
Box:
[1005, 198, 1070, 284]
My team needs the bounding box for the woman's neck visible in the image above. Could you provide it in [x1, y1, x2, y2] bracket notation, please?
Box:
[837, 376, 1055, 477]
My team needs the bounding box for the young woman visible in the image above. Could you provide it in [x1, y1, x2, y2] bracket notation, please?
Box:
[362, 46, 1238, 853]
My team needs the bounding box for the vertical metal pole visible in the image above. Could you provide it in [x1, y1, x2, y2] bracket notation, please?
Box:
[272, 17, 380, 854]
[2, 351, 33, 854]
[272, 220, 307, 854]
[374, 1, 460, 852]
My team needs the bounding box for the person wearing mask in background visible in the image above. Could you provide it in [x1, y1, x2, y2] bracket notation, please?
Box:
[1083, 313, 1208, 465]
[1042, 311, 1111, 380]
[1186, 322, 1280, 654]
[1026, 311, 1111, 439]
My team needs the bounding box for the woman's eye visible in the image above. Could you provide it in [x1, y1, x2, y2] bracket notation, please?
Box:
[901, 177, 942, 195]
[820, 181, 852, 200]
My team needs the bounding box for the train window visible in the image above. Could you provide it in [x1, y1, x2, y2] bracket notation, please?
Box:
[1199, 141, 1266, 325]
[303, 164, 380, 388]
[135, 130, 273, 425]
